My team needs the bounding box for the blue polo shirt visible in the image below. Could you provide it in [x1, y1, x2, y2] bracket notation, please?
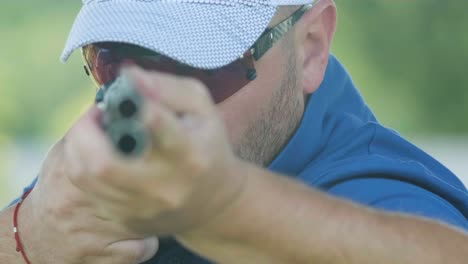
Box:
[142, 55, 468, 263]
[16, 55, 468, 264]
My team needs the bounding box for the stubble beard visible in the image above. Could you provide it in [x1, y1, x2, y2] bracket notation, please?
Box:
[233, 54, 305, 167]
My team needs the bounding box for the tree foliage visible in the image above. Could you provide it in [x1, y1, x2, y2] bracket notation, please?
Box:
[0, 1, 467, 144]
[333, 0, 468, 134]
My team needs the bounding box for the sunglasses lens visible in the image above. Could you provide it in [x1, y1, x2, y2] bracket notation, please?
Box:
[83, 44, 121, 86]
[82, 43, 256, 103]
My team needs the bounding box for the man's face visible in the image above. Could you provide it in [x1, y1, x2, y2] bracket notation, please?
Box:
[217, 13, 306, 166]
[82, 4, 335, 166]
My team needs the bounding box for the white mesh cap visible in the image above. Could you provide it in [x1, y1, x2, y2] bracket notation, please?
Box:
[61, 0, 315, 69]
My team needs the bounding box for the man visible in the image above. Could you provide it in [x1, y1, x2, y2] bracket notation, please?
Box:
[1, 0, 467, 263]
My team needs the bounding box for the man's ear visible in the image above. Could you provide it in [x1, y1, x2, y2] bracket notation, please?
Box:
[295, 0, 336, 94]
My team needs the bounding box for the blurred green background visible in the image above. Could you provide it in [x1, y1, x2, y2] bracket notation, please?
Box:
[1, 1, 467, 205]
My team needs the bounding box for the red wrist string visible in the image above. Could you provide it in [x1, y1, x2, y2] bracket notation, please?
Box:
[13, 189, 33, 264]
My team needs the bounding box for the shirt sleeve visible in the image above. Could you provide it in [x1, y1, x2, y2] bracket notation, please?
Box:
[326, 177, 468, 231]
[7, 176, 38, 207]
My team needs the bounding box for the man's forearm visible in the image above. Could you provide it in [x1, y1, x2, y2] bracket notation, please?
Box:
[0, 205, 24, 263]
[179, 163, 468, 264]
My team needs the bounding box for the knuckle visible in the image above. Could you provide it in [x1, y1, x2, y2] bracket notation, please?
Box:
[163, 192, 187, 211]
[53, 200, 74, 219]
[67, 164, 86, 185]
[185, 153, 210, 177]
[185, 77, 210, 98]
[45, 198, 81, 236]
[46, 193, 71, 219]
[142, 181, 188, 212]
[53, 194, 83, 218]
[91, 159, 116, 179]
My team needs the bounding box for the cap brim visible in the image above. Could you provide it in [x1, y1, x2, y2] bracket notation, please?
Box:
[61, 2, 276, 69]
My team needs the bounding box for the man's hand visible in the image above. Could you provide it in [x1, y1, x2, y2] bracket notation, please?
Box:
[19, 116, 158, 264]
[14, 65, 245, 263]
[19, 124, 159, 264]
[64, 66, 246, 236]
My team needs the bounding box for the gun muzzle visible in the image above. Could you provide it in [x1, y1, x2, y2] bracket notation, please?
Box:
[105, 119, 147, 156]
[99, 76, 147, 157]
